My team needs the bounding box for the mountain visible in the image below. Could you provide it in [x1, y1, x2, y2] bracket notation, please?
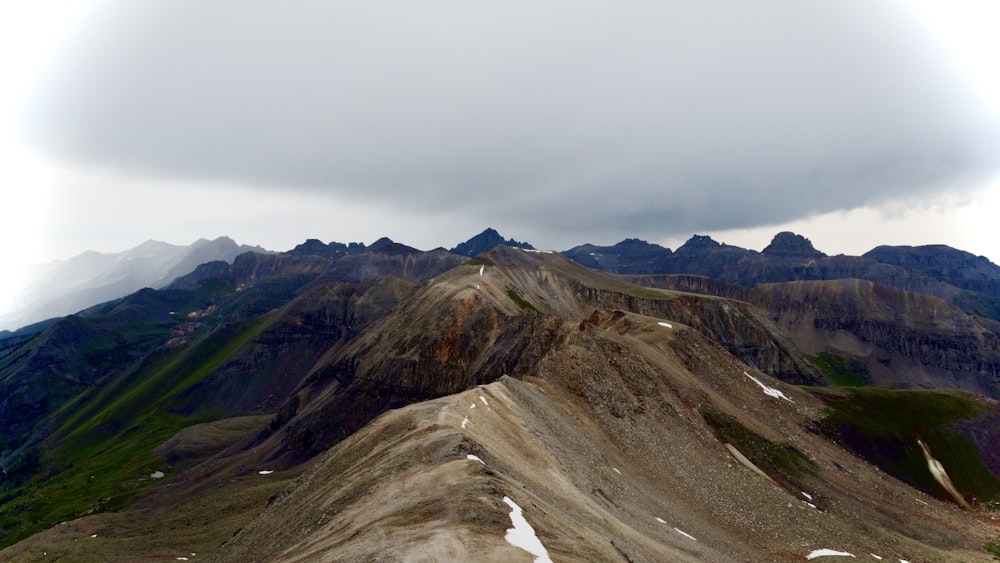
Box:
[569, 232, 1000, 322]
[561, 238, 673, 274]
[0, 237, 269, 332]
[2, 236, 1000, 560]
[450, 227, 535, 256]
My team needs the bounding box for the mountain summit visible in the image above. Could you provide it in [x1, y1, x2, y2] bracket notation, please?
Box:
[449, 228, 534, 256]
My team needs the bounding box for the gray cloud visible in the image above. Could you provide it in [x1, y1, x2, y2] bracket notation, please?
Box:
[19, 0, 999, 246]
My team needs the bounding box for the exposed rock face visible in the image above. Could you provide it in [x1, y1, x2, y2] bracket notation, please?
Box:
[864, 244, 1000, 298]
[755, 279, 1000, 397]
[761, 231, 826, 259]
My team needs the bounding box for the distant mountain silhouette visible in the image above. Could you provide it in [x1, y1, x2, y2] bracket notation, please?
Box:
[0, 237, 269, 331]
[450, 227, 534, 256]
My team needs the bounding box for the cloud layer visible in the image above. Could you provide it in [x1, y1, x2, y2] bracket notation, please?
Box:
[19, 1, 999, 245]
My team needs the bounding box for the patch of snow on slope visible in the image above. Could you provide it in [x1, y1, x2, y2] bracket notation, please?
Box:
[655, 517, 666, 524]
[502, 496, 553, 563]
[480, 265, 484, 277]
[150, 470, 165, 479]
[258, 470, 273, 475]
[674, 528, 697, 541]
[612, 467, 621, 475]
[467, 454, 485, 465]
[917, 439, 972, 509]
[805, 548, 855, 559]
[657, 321, 672, 328]
[461, 417, 470, 429]
[744, 371, 794, 402]
[479, 396, 489, 406]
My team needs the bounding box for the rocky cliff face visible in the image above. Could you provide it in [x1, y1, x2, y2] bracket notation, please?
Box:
[755, 279, 1000, 397]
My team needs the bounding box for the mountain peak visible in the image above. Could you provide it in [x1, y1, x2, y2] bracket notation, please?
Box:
[369, 237, 394, 249]
[762, 232, 825, 258]
[450, 228, 534, 257]
[674, 234, 721, 254]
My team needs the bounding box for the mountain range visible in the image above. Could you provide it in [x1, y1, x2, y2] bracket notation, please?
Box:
[0, 236, 269, 332]
[2, 228, 1000, 561]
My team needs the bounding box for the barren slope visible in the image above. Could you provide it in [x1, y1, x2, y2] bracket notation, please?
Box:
[215, 309, 998, 561]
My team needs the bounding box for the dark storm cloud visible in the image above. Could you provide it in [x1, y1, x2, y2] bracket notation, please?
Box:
[19, 0, 999, 244]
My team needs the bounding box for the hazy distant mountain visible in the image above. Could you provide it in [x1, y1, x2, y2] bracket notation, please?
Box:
[0, 237, 269, 331]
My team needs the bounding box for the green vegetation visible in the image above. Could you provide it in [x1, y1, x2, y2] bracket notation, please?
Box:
[810, 352, 869, 387]
[702, 407, 817, 488]
[816, 387, 1000, 504]
[987, 537, 1000, 559]
[504, 285, 541, 313]
[463, 258, 482, 266]
[0, 313, 275, 547]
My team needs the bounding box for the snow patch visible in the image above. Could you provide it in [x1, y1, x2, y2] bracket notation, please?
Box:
[655, 517, 666, 524]
[870, 555, 882, 561]
[479, 396, 489, 406]
[657, 321, 673, 328]
[612, 467, 621, 475]
[805, 548, 855, 559]
[744, 371, 794, 402]
[470, 403, 477, 409]
[801, 491, 813, 501]
[502, 496, 552, 562]
[674, 528, 697, 541]
[521, 249, 554, 254]
[479, 265, 484, 277]
[258, 470, 274, 475]
[461, 417, 470, 429]
[917, 439, 972, 509]
[467, 454, 485, 465]
[150, 470, 165, 479]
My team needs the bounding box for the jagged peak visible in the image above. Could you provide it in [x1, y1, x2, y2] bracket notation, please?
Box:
[450, 228, 534, 257]
[674, 234, 720, 253]
[762, 232, 825, 258]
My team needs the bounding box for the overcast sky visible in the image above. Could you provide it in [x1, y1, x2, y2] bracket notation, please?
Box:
[1, 1, 999, 309]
